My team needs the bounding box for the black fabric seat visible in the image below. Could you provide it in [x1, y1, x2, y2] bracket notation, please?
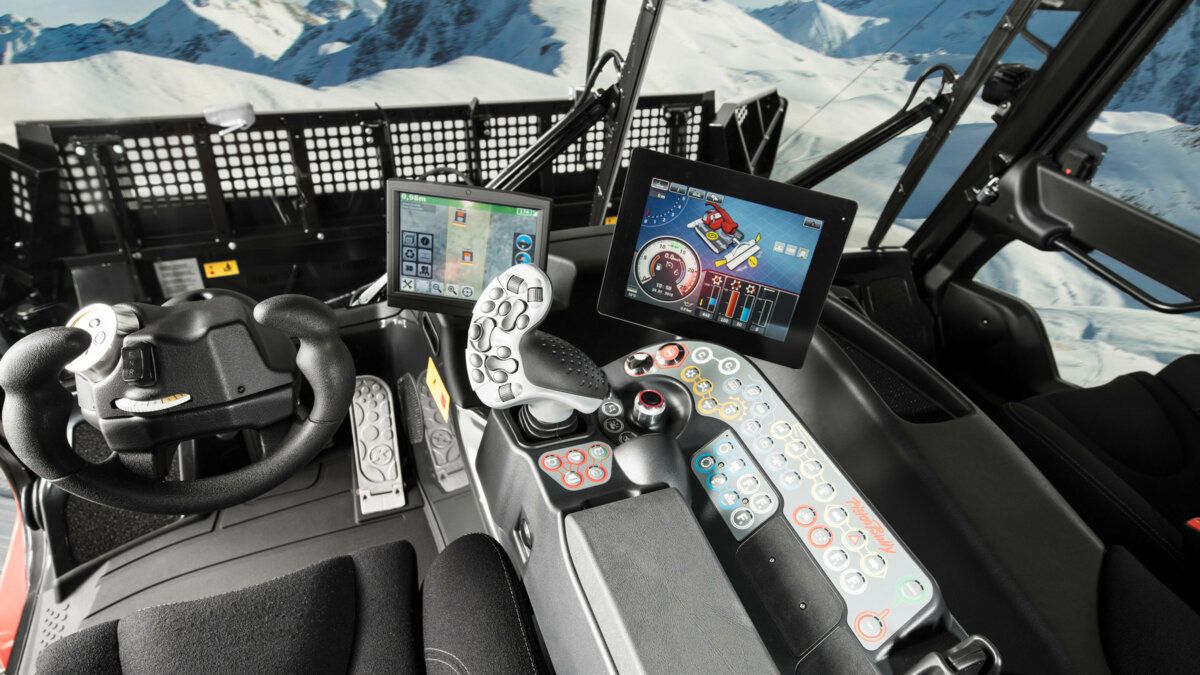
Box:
[39, 534, 547, 674]
[1000, 354, 1200, 607]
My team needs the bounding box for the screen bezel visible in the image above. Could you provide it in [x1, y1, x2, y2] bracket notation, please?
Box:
[597, 149, 856, 368]
[386, 179, 552, 316]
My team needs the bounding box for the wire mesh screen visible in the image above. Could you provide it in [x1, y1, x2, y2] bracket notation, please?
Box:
[390, 118, 471, 181]
[622, 103, 705, 165]
[304, 124, 383, 194]
[11, 91, 716, 260]
[118, 134, 206, 207]
[212, 128, 299, 199]
[478, 114, 542, 182]
[9, 169, 32, 225]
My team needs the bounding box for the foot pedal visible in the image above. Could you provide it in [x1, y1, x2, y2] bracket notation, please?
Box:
[397, 375, 424, 446]
[349, 375, 407, 521]
[418, 370, 469, 492]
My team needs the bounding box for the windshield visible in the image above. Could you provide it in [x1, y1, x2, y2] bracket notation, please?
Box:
[0, 3, 1038, 192]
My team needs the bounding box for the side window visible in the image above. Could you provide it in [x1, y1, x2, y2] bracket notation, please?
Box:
[976, 3, 1200, 387]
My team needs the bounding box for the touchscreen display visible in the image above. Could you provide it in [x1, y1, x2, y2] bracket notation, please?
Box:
[623, 178, 827, 341]
[395, 192, 541, 301]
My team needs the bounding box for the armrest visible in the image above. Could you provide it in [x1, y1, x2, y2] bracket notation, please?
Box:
[565, 489, 776, 674]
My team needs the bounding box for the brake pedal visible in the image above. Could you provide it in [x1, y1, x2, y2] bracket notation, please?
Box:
[349, 375, 407, 521]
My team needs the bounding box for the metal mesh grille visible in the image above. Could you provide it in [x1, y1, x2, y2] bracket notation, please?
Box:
[23, 93, 715, 257]
[116, 135, 205, 208]
[59, 152, 107, 217]
[210, 128, 298, 199]
[621, 105, 704, 166]
[390, 119, 471, 181]
[552, 117, 606, 173]
[10, 170, 32, 224]
[479, 115, 540, 182]
[304, 124, 383, 194]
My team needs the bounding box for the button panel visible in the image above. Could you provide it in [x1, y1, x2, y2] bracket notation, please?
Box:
[627, 340, 938, 652]
[597, 392, 640, 445]
[537, 442, 613, 491]
[690, 430, 779, 541]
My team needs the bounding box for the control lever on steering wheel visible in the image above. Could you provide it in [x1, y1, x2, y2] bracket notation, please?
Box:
[0, 290, 354, 515]
[464, 264, 608, 438]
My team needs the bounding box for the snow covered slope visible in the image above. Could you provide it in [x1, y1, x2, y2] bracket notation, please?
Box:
[0, 51, 566, 148]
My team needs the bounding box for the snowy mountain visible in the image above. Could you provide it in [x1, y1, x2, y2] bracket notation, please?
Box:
[7, 0, 322, 71]
[749, 0, 1075, 73]
[751, 1, 1006, 59]
[4, 0, 562, 87]
[1106, 2, 1200, 124]
[274, 0, 564, 87]
[306, 0, 387, 22]
[0, 14, 39, 63]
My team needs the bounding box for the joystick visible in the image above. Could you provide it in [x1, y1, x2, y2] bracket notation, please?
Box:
[465, 264, 608, 438]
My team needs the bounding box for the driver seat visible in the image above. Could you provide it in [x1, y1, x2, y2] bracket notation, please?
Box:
[38, 534, 547, 674]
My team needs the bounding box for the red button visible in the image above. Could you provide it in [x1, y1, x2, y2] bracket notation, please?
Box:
[661, 345, 679, 359]
[1187, 517, 1200, 532]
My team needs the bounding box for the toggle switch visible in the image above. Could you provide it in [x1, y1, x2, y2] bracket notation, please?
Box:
[121, 343, 156, 386]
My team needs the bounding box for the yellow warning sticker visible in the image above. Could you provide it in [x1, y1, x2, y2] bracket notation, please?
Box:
[203, 260, 240, 278]
[426, 357, 452, 422]
[604, 215, 618, 225]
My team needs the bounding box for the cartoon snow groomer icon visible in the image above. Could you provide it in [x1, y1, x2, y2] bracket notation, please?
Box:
[686, 201, 762, 271]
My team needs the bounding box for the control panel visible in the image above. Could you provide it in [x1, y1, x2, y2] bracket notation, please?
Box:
[623, 340, 938, 653]
[690, 430, 780, 540]
[537, 442, 614, 491]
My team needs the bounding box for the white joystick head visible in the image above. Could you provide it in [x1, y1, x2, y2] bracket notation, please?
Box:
[465, 264, 608, 425]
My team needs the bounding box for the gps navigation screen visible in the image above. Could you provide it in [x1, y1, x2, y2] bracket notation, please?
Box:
[395, 191, 541, 302]
[624, 178, 827, 342]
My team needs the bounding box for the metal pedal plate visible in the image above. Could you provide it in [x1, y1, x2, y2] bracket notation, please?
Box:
[349, 375, 407, 520]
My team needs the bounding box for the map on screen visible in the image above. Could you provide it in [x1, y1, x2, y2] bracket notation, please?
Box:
[396, 192, 541, 301]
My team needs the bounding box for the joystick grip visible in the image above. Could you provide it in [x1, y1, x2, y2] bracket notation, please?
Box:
[465, 264, 607, 420]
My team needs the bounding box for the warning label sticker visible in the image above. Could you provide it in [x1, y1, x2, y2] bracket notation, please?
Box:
[153, 258, 205, 297]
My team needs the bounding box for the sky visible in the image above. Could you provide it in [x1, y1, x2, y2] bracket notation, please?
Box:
[0, 0, 164, 25]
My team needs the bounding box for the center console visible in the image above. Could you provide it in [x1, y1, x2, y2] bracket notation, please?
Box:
[393, 151, 997, 673]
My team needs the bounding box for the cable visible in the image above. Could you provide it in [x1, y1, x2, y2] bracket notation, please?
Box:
[900, 64, 956, 113]
[576, 49, 624, 108]
[780, 0, 951, 148]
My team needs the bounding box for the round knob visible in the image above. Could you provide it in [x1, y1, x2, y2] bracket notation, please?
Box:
[64, 303, 140, 380]
[624, 351, 654, 376]
[631, 389, 667, 432]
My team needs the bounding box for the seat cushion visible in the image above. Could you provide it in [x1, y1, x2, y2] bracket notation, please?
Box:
[40, 540, 419, 675]
[422, 533, 547, 674]
[1000, 355, 1200, 605]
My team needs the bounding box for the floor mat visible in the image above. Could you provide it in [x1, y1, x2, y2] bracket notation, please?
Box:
[65, 422, 178, 564]
[64, 496, 177, 565]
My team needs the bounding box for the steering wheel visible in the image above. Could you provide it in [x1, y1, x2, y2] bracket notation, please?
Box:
[0, 290, 354, 515]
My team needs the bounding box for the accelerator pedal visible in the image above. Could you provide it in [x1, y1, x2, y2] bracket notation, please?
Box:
[417, 370, 468, 492]
[349, 375, 407, 521]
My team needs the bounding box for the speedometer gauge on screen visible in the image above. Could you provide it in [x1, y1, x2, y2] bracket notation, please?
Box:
[635, 237, 702, 301]
[599, 150, 856, 367]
